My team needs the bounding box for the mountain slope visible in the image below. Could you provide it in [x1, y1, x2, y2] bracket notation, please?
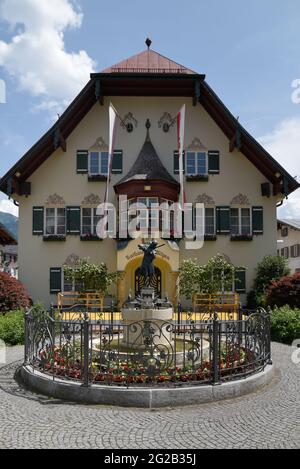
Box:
[0, 212, 18, 239]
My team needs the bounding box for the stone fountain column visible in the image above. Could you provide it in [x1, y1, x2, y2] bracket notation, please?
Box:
[122, 287, 173, 349]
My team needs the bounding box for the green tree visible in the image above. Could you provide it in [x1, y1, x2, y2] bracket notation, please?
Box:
[250, 255, 290, 306]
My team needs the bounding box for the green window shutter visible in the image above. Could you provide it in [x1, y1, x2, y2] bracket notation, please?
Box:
[216, 206, 230, 234]
[208, 151, 220, 174]
[174, 151, 179, 174]
[235, 269, 246, 293]
[32, 206, 44, 235]
[252, 206, 263, 234]
[112, 150, 123, 174]
[174, 151, 185, 174]
[66, 206, 81, 235]
[76, 150, 88, 174]
[50, 268, 62, 294]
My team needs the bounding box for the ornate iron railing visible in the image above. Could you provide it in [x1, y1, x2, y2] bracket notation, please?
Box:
[24, 308, 271, 387]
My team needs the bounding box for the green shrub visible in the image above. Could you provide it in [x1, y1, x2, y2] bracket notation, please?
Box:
[0, 310, 25, 346]
[179, 254, 236, 299]
[249, 255, 290, 307]
[270, 306, 300, 344]
[267, 273, 300, 308]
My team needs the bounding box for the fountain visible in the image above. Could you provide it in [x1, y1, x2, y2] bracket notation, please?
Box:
[122, 241, 173, 349]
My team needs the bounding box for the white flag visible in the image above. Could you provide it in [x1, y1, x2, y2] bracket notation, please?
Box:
[104, 103, 118, 204]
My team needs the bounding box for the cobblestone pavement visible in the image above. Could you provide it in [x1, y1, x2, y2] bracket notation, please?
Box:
[0, 343, 299, 449]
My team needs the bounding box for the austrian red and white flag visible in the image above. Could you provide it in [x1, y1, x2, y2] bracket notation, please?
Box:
[104, 102, 118, 204]
[177, 104, 186, 209]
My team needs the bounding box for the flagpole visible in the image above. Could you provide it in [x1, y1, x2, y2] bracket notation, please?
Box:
[177, 104, 186, 210]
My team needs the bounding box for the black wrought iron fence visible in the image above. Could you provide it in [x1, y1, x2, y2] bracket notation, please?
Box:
[24, 308, 271, 387]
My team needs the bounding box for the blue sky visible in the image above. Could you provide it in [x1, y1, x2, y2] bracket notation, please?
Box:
[0, 0, 300, 217]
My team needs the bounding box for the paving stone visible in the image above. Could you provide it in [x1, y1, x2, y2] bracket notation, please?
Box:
[0, 343, 299, 449]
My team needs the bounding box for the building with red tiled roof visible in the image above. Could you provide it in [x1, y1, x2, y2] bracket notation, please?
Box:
[0, 41, 299, 307]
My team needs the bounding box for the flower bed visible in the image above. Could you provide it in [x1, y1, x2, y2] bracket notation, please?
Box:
[38, 343, 257, 385]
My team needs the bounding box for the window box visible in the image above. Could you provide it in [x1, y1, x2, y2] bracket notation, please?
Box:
[186, 175, 209, 182]
[43, 235, 66, 242]
[88, 174, 107, 182]
[230, 234, 253, 241]
[80, 234, 102, 241]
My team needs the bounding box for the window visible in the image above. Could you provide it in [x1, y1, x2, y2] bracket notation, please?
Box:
[81, 207, 101, 236]
[135, 197, 159, 231]
[291, 244, 300, 258]
[63, 275, 83, 293]
[281, 247, 289, 259]
[45, 208, 66, 236]
[161, 199, 175, 236]
[281, 226, 288, 237]
[89, 151, 109, 175]
[124, 197, 174, 236]
[230, 208, 251, 236]
[186, 152, 207, 176]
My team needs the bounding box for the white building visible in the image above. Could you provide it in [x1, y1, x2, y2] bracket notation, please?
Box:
[277, 219, 300, 273]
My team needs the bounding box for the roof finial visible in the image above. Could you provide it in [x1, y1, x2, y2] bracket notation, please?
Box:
[145, 119, 151, 141]
[145, 38, 152, 50]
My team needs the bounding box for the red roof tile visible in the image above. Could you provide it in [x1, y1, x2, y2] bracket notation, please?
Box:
[102, 49, 196, 74]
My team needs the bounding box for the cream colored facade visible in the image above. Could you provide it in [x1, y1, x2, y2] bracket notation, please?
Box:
[277, 221, 300, 273]
[13, 96, 280, 307]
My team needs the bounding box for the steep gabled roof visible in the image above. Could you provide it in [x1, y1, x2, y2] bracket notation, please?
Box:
[102, 49, 196, 74]
[115, 124, 179, 187]
[0, 45, 299, 198]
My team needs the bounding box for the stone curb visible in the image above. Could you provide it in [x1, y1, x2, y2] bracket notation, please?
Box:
[19, 364, 275, 408]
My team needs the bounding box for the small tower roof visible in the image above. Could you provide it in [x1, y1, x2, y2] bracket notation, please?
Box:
[115, 120, 179, 187]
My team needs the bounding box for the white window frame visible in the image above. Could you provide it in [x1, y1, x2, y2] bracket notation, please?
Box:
[89, 151, 109, 176]
[186, 151, 208, 176]
[230, 207, 252, 236]
[136, 197, 159, 231]
[62, 272, 83, 293]
[44, 207, 66, 236]
[81, 207, 100, 236]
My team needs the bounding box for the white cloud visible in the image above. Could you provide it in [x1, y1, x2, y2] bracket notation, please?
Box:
[0, 0, 96, 113]
[258, 118, 300, 219]
[0, 198, 19, 217]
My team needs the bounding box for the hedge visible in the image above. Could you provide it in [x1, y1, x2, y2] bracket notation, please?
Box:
[270, 306, 300, 345]
[0, 310, 25, 346]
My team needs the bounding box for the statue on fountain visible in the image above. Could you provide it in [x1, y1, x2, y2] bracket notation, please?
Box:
[138, 240, 160, 286]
